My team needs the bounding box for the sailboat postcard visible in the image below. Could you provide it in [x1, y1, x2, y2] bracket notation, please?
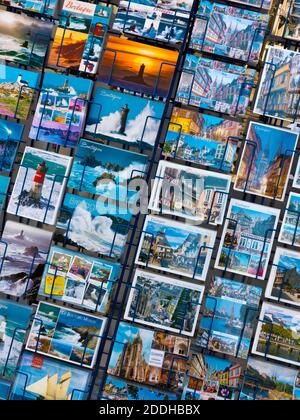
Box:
[48, 0, 111, 74]
[29, 72, 93, 147]
[0, 176, 10, 210]
[10, 351, 91, 400]
[0, 64, 40, 120]
[279, 192, 300, 247]
[0, 300, 32, 378]
[57, 193, 132, 259]
[136, 215, 216, 280]
[68, 139, 148, 202]
[195, 277, 262, 359]
[124, 269, 204, 336]
[7, 0, 58, 16]
[85, 87, 165, 148]
[26, 302, 106, 368]
[0, 10, 53, 69]
[7, 147, 72, 225]
[0, 120, 24, 173]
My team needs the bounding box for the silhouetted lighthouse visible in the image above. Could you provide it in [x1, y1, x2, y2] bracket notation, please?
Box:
[118, 104, 130, 135]
[29, 161, 48, 202]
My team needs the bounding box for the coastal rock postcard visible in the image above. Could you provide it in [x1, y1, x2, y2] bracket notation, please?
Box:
[0, 221, 52, 298]
[0, 120, 24, 173]
[7, 147, 72, 225]
[5, 0, 58, 16]
[29, 72, 93, 147]
[279, 192, 300, 247]
[26, 302, 106, 368]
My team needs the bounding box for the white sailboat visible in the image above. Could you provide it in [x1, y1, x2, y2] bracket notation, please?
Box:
[26, 372, 72, 400]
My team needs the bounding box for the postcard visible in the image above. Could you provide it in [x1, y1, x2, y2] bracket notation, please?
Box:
[107, 322, 190, 395]
[0, 380, 11, 400]
[0, 221, 52, 298]
[149, 160, 231, 225]
[85, 87, 165, 148]
[0, 300, 32, 378]
[253, 302, 300, 366]
[98, 36, 178, 97]
[176, 55, 255, 115]
[195, 277, 262, 358]
[26, 302, 106, 368]
[0, 176, 9, 210]
[124, 270, 204, 336]
[240, 357, 298, 400]
[7, 147, 72, 225]
[234, 122, 298, 201]
[67, 139, 148, 202]
[229, 0, 273, 8]
[48, 0, 111, 74]
[0, 120, 23, 173]
[183, 353, 242, 400]
[215, 199, 280, 279]
[29, 72, 93, 147]
[163, 107, 242, 172]
[293, 156, 300, 189]
[57, 193, 132, 258]
[102, 375, 177, 400]
[39, 245, 120, 313]
[0, 64, 40, 120]
[11, 351, 90, 400]
[190, 1, 269, 62]
[136, 215, 216, 280]
[254, 47, 300, 121]
[7, 0, 58, 15]
[273, 0, 300, 42]
[266, 247, 300, 308]
[279, 193, 300, 247]
[0, 10, 53, 69]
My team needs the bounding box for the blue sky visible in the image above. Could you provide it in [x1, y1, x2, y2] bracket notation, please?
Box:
[278, 254, 300, 274]
[205, 296, 244, 318]
[231, 205, 275, 222]
[0, 121, 24, 140]
[43, 72, 92, 96]
[248, 357, 297, 385]
[145, 220, 201, 248]
[203, 354, 237, 372]
[0, 64, 40, 87]
[0, 299, 32, 325]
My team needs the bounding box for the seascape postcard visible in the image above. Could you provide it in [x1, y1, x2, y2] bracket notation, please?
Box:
[57, 193, 132, 258]
[8, 0, 58, 15]
[279, 193, 300, 247]
[11, 351, 91, 400]
[163, 107, 242, 172]
[0, 176, 10, 210]
[215, 199, 280, 279]
[0, 221, 52, 298]
[135, 215, 216, 280]
[266, 247, 300, 308]
[253, 302, 300, 367]
[67, 139, 148, 202]
[183, 353, 241, 400]
[29, 72, 93, 147]
[107, 322, 190, 395]
[124, 269, 204, 336]
[293, 156, 300, 188]
[234, 122, 298, 201]
[0, 64, 40, 120]
[26, 302, 106, 368]
[149, 160, 231, 225]
[98, 36, 178, 97]
[176, 55, 255, 115]
[195, 277, 262, 359]
[0, 120, 23, 173]
[0, 300, 32, 378]
[85, 87, 165, 148]
[229, 0, 273, 8]
[125, 0, 194, 12]
[190, 1, 269, 62]
[0, 379, 11, 400]
[7, 147, 72, 225]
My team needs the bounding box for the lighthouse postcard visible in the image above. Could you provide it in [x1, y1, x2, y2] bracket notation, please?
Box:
[85, 87, 165, 148]
[7, 147, 72, 225]
[0, 120, 24, 173]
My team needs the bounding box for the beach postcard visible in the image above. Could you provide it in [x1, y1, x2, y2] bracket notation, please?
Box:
[0, 64, 40, 120]
[234, 122, 299, 201]
[7, 147, 72, 225]
[190, 1, 269, 62]
[10, 351, 91, 400]
[0, 300, 32, 378]
[98, 36, 178, 97]
[135, 215, 216, 280]
[57, 193, 132, 258]
[195, 277, 262, 358]
[107, 322, 190, 395]
[149, 160, 231, 225]
[176, 55, 255, 115]
[253, 302, 300, 367]
[0, 120, 23, 173]
[29, 72, 93, 147]
[266, 247, 300, 308]
[0, 176, 10, 210]
[124, 269, 204, 336]
[67, 139, 148, 202]
[0, 221, 52, 298]
[279, 192, 300, 247]
[254, 47, 300, 121]
[163, 107, 242, 172]
[7, 0, 58, 15]
[215, 199, 280, 279]
[85, 87, 165, 148]
[0, 379, 11, 400]
[26, 302, 106, 368]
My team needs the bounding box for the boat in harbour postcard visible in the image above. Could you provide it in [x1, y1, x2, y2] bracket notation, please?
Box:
[0, 120, 24, 173]
[279, 192, 300, 247]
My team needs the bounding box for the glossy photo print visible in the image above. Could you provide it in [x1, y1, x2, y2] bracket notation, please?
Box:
[98, 36, 178, 97]
[279, 193, 300, 247]
[0, 121, 23, 173]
